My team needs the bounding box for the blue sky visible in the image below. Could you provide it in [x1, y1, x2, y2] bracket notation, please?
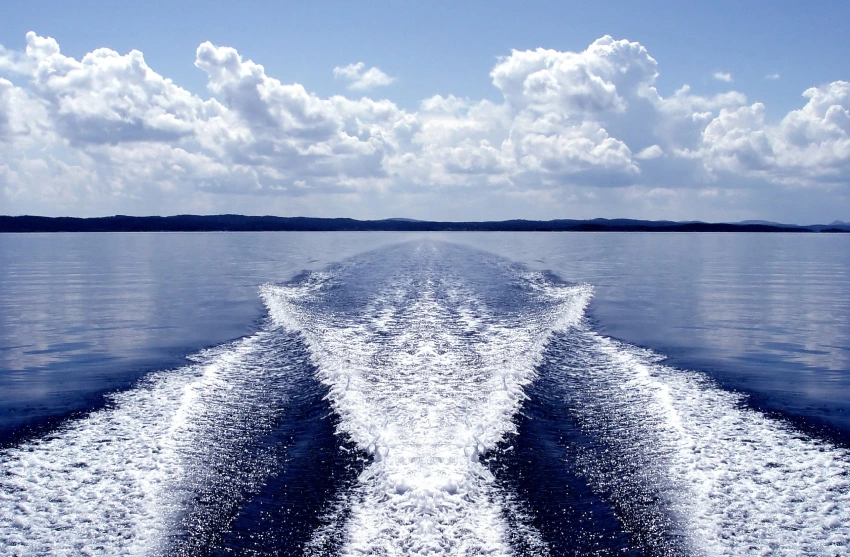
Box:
[1, 1, 849, 222]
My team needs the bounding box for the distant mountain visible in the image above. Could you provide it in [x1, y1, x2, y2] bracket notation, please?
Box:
[2, 215, 846, 233]
[737, 220, 804, 228]
[808, 222, 850, 232]
[679, 218, 850, 233]
[733, 219, 850, 232]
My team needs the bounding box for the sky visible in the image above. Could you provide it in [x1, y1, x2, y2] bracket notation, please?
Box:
[1, 1, 849, 223]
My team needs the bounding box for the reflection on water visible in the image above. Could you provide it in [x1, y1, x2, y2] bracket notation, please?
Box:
[1, 231, 849, 437]
[0, 232, 407, 434]
[448, 232, 850, 433]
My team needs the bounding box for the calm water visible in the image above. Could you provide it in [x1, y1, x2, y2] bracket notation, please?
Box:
[455, 233, 850, 436]
[0, 232, 402, 436]
[1, 232, 848, 555]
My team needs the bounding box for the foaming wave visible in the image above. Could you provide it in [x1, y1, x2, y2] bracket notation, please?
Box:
[0, 328, 308, 556]
[263, 242, 590, 555]
[546, 327, 850, 555]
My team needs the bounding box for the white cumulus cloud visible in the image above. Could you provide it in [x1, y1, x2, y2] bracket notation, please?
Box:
[713, 72, 733, 83]
[701, 81, 850, 183]
[636, 145, 664, 160]
[333, 62, 395, 91]
[0, 32, 848, 222]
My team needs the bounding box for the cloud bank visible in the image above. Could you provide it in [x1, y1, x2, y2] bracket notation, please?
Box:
[0, 32, 848, 221]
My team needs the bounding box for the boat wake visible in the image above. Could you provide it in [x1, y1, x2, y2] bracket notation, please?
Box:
[1, 239, 849, 556]
[535, 328, 850, 555]
[263, 242, 590, 555]
[0, 325, 324, 556]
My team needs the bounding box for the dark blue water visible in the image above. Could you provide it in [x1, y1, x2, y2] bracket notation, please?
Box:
[0, 232, 403, 440]
[452, 232, 850, 438]
[1, 233, 848, 555]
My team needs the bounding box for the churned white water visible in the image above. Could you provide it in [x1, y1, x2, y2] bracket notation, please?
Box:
[3, 237, 849, 557]
[0, 330, 301, 556]
[263, 243, 591, 556]
[549, 327, 850, 556]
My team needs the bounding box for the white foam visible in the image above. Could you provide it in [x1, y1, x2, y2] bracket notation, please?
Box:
[553, 328, 850, 555]
[263, 244, 591, 556]
[0, 330, 298, 556]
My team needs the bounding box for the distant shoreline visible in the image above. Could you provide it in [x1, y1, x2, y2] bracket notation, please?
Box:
[1, 215, 848, 233]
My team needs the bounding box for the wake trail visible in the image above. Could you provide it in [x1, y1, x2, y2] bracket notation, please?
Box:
[264, 242, 590, 556]
[542, 327, 850, 556]
[0, 327, 319, 556]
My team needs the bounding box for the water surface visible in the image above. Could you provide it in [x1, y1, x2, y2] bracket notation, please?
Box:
[1, 232, 848, 555]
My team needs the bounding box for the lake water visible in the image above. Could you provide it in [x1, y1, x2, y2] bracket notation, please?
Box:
[1, 232, 848, 555]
